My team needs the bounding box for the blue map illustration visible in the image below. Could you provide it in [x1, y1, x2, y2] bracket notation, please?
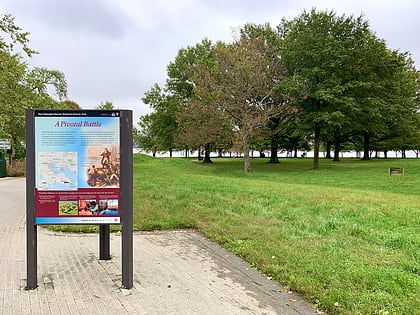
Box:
[36, 152, 77, 190]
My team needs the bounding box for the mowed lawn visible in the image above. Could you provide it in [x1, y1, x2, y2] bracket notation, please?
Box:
[133, 155, 419, 315]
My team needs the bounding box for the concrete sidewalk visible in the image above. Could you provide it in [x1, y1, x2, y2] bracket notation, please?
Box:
[0, 177, 317, 314]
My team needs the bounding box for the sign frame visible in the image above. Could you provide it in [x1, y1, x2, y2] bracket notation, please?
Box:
[388, 166, 404, 183]
[26, 109, 133, 289]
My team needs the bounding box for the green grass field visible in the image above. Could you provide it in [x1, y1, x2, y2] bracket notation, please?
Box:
[133, 155, 419, 315]
[55, 155, 419, 314]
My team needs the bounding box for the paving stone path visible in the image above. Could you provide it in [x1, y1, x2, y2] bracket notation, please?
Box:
[0, 177, 317, 314]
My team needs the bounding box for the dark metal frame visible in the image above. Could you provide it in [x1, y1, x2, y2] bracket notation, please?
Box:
[26, 109, 37, 289]
[26, 109, 133, 289]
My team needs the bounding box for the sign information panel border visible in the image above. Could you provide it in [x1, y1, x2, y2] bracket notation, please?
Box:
[34, 110, 121, 224]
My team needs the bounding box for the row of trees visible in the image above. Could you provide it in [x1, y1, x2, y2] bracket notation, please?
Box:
[136, 9, 420, 171]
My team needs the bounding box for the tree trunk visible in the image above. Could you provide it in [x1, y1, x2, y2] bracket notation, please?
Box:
[362, 132, 370, 160]
[313, 123, 320, 169]
[9, 135, 18, 176]
[401, 149, 406, 159]
[383, 150, 388, 159]
[203, 143, 212, 163]
[169, 149, 173, 158]
[325, 141, 332, 159]
[268, 134, 280, 164]
[243, 133, 251, 172]
[293, 148, 298, 158]
[198, 147, 203, 161]
[333, 130, 340, 162]
[10, 135, 17, 162]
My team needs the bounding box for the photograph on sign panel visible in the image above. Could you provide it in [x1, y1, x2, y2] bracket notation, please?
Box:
[78, 199, 101, 216]
[98, 199, 119, 216]
[58, 200, 78, 216]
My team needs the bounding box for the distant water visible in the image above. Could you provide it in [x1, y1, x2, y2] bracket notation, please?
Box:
[133, 148, 417, 159]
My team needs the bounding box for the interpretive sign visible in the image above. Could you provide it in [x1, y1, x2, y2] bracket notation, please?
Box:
[34, 110, 121, 224]
[388, 166, 404, 183]
[26, 109, 133, 290]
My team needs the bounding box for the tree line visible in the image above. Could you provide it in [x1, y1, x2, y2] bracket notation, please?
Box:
[135, 9, 420, 172]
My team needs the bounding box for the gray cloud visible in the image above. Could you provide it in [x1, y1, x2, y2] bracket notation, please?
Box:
[1, 0, 419, 122]
[3, 0, 131, 38]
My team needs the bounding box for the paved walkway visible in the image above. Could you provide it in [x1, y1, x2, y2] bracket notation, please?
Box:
[0, 177, 317, 314]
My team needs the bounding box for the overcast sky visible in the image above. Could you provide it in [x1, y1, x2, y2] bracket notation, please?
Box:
[1, 0, 419, 123]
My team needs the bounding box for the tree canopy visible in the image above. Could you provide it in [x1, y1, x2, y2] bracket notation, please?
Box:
[136, 9, 419, 170]
[278, 9, 419, 167]
[96, 101, 115, 110]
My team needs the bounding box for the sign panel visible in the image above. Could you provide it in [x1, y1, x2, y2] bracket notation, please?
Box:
[34, 110, 121, 224]
[0, 139, 11, 150]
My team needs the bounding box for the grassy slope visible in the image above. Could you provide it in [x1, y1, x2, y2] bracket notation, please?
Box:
[133, 155, 419, 315]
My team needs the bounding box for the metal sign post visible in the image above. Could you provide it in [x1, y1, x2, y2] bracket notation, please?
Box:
[120, 110, 133, 289]
[99, 224, 111, 260]
[26, 109, 37, 289]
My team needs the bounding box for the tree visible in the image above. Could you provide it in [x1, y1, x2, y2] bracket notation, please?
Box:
[192, 36, 290, 172]
[279, 9, 406, 167]
[135, 114, 159, 156]
[61, 100, 81, 109]
[141, 84, 178, 157]
[0, 57, 67, 167]
[351, 45, 419, 160]
[0, 14, 68, 174]
[167, 39, 224, 162]
[176, 89, 232, 162]
[378, 105, 420, 158]
[240, 23, 298, 164]
[96, 101, 114, 110]
[407, 115, 420, 157]
[0, 13, 37, 57]
[280, 9, 420, 165]
[174, 40, 236, 163]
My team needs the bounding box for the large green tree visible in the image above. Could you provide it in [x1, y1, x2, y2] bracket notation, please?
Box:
[168, 39, 224, 162]
[141, 39, 227, 161]
[350, 45, 419, 160]
[279, 9, 417, 167]
[0, 54, 67, 166]
[140, 84, 178, 157]
[240, 23, 298, 164]
[174, 40, 235, 162]
[192, 36, 290, 172]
